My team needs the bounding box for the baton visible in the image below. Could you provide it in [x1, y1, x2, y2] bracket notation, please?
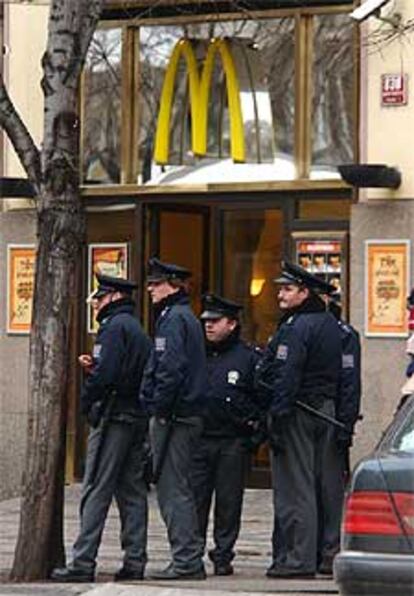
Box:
[258, 380, 349, 432]
[294, 399, 347, 431]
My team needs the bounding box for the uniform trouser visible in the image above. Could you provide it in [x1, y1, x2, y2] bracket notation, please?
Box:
[270, 400, 344, 573]
[316, 425, 347, 566]
[191, 436, 247, 565]
[72, 417, 148, 572]
[150, 416, 204, 573]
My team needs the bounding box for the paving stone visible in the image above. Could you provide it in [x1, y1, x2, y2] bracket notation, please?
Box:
[0, 485, 337, 595]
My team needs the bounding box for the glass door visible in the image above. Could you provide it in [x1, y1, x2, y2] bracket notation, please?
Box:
[147, 205, 210, 316]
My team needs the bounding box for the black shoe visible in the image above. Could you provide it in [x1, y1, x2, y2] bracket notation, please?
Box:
[266, 565, 315, 579]
[318, 550, 337, 576]
[266, 563, 278, 578]
[214, 563, 233, 576]
[150, 565, 206, 580]
[50, 566, 94, 583]
[114, 567, 144, 581]
[318, 560, 333, 576]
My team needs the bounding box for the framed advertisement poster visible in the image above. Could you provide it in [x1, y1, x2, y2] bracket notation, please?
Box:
[292, 231, 348, 310]
[365, 240, 410, 337]
[87, 243, 129, 333]
[7, 244, 36, 334]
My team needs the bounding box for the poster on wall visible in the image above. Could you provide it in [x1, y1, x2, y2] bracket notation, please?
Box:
[365, 240, 410, 337]
[87, 243, 129, 333]
[294, 235, 345, 298]
[7, 244, 36, 334]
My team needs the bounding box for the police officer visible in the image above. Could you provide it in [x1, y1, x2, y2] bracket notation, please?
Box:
[140, 257, 207, 580]
[255, 262, 343, 579]
[315, 292, 361, 574]
[328, 295, 361, 460]
[51, 274, 151, 583]
[191, 294, 262, 576]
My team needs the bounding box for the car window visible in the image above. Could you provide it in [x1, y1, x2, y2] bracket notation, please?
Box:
[391, 405, 414, 452]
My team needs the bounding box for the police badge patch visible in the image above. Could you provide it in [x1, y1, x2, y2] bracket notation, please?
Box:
[93, 344, 102, 358]
[276, 344, 288, 360]
[227, 370, 240, 385]
[155, 337, 167, 352]
[342, 354, 355, 368]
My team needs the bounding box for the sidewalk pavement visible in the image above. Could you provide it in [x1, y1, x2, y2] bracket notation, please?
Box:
[0, 485, 338, 595]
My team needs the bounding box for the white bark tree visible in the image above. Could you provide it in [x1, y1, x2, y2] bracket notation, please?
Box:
[0, 0, 103, 580]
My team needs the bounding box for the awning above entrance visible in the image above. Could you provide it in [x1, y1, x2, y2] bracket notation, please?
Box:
[103, 0, 354, 20]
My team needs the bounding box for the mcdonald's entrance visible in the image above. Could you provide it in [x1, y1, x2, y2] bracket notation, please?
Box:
[71, 190, 351, 488]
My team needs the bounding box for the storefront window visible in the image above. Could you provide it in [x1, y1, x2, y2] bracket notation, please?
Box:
[138, 19, 295, 185]
[82, 27, 122, 184]
[311, 14, 355, 179]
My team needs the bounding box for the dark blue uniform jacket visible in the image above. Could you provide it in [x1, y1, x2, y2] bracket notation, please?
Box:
[203, 329, 261, 438]
[140, 290, 207, 418]
[336, 320, 361, 430]
[256, 296, 342, 417]
[81, 298, 151, 418]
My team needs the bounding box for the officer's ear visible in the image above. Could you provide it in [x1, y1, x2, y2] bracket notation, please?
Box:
[228, 318, 238, 331]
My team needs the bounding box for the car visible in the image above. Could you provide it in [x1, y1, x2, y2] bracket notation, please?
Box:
[334, 393, 414, 595]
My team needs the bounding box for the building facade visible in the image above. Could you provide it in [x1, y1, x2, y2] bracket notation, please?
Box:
[0, 0, 412, 497]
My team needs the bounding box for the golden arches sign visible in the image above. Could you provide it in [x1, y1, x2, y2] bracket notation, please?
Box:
[154, 38, 246, 164]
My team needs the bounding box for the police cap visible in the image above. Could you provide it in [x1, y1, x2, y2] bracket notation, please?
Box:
[200, 293, 243, 320]
[274, 261, 336, 295]
[93, 273, 137, 299]
[146, 257, 191, 283]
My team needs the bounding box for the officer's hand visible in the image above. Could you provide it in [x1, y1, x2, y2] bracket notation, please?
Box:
[267, 415, 290, 455]
[243, 428, 267, 453]
[335, 427, 353, 453]
[78, 354, 93, 374]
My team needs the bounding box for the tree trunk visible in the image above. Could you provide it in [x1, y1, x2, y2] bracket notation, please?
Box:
[9, 0, 103, 581]
[10, 198, 85, 580]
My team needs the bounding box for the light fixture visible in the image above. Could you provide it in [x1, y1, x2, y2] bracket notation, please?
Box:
[0, 177, 36, 198]
[250, 278, 265, 297]
[337, 164, 401, 189]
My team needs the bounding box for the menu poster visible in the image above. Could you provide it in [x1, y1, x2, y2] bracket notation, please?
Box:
[365, 240, 410, 337]
[7, 245, 36, 334]
[296, 239, 342, 296]
[87, 243, 128, 333]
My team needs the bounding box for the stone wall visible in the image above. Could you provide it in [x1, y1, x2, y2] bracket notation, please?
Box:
[0, 210, 36, 500]
[350, 200, 413, 464]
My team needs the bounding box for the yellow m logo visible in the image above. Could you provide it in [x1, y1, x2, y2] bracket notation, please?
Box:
[154, 38, 246, 165]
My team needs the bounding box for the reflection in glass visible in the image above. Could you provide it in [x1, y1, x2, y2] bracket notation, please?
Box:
[82, 28, 122, 184]
[159, 210, 205, 316]
[311, 14, 355, 179]
[138, 19, 295, 185]
[223, 209, 283, 347]
[223, 209, 283, 472]
[392, 408, 414, 453]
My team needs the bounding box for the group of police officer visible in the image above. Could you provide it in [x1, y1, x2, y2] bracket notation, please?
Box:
[50, 256, 361, 583]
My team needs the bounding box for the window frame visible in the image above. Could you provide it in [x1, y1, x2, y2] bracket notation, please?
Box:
[80, 3, 359, 194]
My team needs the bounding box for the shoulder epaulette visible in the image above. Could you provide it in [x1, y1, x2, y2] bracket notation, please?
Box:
[338, 319, 352, 334]
[243, 342, 262, 354]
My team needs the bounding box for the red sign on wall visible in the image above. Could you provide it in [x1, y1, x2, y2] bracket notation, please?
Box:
[381, 74, 408, 106]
